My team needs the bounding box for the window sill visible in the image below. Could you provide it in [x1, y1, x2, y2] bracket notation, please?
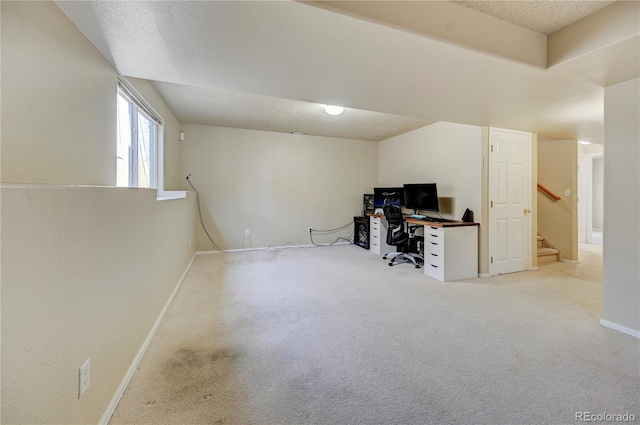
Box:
[157, 190, 187, 201]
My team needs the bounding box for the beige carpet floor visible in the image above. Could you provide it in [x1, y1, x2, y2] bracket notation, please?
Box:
[109, 243, 639, 425]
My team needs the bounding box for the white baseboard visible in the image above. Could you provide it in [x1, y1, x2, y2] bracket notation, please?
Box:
[99, 251, 198, 425]
[599, 319, 640, 339]
[196, 242, 350, 255]
[562, 259, 579, 264]
[478, 273, 491, 278]
[529, 266, 539, 271]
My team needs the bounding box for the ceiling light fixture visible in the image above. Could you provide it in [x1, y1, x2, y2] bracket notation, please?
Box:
[325, 105, 344, 116]
[579, 140, 591, 145]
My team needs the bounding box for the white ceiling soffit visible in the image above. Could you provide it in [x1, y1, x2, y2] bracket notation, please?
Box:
[55, 1, 639, 143]
[308, 1, 548, 68]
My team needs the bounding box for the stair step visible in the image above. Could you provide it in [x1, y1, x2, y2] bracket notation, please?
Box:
[537, 235, 544, 248]
[537, 247, 560, 263]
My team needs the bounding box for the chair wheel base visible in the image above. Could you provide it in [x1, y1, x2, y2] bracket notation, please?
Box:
[388, 262, 394, 266]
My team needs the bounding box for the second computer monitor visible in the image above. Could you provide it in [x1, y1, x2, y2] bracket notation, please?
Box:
[373, 187, 405, 208]
[403, 183, 439, 213]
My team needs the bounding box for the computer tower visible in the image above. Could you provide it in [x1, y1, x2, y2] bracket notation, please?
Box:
[354, 216, 370, 249]
[363, 194, 374, 215]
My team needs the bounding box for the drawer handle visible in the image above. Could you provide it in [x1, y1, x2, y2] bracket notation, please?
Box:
[430, 242, 438, 245]
[430, 226, 438, 230]
[430, 253, 438, 256]
[373, 235, 378, 238]
[430, 264, 439, 268]
[430, 234, 439, 237]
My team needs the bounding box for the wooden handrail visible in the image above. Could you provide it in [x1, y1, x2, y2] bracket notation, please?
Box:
[537, 183, 561, 201]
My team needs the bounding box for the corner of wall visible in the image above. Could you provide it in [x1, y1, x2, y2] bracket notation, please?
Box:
[479, 126, 490, 275]
[531, 133, 538, 268]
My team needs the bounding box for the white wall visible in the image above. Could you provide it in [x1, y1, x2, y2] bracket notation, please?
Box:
[378, 121, 483, 221]
[1, 1, 117, 185]
[180, 125, 378, 250]
[1, 2, 197, 423]
[1, 186, 196, 424]
[602, 78, 640, 335]
[592, 157, 604, 230]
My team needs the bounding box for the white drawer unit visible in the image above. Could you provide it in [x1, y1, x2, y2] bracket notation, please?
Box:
[369, 216, 393, 256]
[422, 225, 478, 282]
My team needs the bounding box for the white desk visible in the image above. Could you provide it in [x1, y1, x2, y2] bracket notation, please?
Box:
[369, 214, 479, 282]
[369, 215, 393, 255]
[420, 224, 478, 282]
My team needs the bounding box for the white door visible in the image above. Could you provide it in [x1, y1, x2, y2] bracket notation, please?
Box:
[489, 128, 532, 275]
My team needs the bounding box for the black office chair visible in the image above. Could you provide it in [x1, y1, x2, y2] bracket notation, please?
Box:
[383, 205, 423, 268]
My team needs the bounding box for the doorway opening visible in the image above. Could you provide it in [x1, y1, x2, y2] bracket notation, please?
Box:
[578, 144, 604, 249]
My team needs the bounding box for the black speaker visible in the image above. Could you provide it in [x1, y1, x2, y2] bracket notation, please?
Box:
[462, 208, 474, 222]
[363, 194, 374, 215]
[354, 216, 370, 249]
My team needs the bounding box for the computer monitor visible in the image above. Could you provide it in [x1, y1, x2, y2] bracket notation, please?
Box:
[403, 183, 439, 213]
[373, 187, 405, 208]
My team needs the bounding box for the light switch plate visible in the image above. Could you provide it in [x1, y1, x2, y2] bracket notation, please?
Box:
[79, 358, 90, 399]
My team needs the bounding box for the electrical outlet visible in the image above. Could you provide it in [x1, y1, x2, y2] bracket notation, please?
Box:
[308, 227, 312, 232]
[245, 229, 250, 236]
[79, 358, 90, 399]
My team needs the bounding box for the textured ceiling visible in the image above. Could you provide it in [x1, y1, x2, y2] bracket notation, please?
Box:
[152, 81, 431, 141]
[451, 1, 616, 35]
[55, 0, 639, 143]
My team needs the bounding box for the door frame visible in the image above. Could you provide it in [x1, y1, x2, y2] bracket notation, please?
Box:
[578, 154, 593, 244]
[577, 152, 603, 244]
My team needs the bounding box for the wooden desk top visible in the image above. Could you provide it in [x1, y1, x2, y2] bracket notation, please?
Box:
[367, 213, 478, 228]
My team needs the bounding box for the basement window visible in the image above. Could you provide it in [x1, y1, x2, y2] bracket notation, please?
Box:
[116, 77, 162, 189]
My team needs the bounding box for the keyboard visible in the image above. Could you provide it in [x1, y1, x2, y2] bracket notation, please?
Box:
[423, 217, 457, 223]
[407, 215, 457, 223]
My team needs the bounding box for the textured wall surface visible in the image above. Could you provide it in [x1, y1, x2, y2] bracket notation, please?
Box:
[1, 1, 117, 185]
[378, 122, 483, 221]
[602, 78, 640, 334]
[180, 125, 378, 250]
[1, 185, 196, 424]
[1, 2, 198, 423]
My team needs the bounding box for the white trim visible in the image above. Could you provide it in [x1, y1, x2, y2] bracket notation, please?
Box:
[528, 266, 539, 271]
[157, 190, 187, 201]
[599, 319, 640, 339]
[478, 273, 491, 278]
[98, 251, 198, 425]
[195, 242, 350, 256]
[117, 75, 162, 125]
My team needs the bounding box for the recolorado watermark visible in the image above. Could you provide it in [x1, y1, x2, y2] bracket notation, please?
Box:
[576, 412, 636, 422]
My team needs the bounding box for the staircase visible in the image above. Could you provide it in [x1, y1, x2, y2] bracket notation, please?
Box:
[537, 234, 560, 264]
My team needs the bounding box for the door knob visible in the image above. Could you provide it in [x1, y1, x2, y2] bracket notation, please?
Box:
[523, 208, 531, 214]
